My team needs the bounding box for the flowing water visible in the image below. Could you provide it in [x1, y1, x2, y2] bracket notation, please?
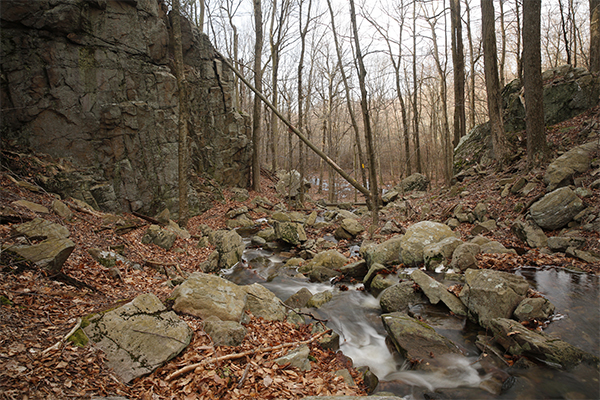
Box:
[222, 232, 600, 399]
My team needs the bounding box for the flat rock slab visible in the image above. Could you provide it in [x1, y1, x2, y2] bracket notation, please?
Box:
[410, 270, 467, 316]
[11, 238, 75, 274]
[11, 200, 49, 214]
[381, 312, 461, 371]
[84, 293, 192, 383]
[13, 217, 70, 239]
[489, 318, 598, 369]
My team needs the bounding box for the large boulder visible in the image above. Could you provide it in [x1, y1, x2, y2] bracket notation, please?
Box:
[397, 173, 430, 193]
[275, 170, 310, 198]
[423, 236, 464, 270]
[171, 272, 248, 321]
[450, 243, 480, 271]
[459, 269, 530, 328]
[242, 283, 286, 321]
[488, 318, 598, 369]
[360, 236, 404, 267]
[210, 229, 245, 269]
[530, 187, 585, 230]
[299, 249, 348, 274]
[379, 282, 426, 313]
[401, 221, 457, 266]
[511, 219, 548, 248]
[381, 312, 461, 370]
[83, 293, 192, 383]
[142, 224, 177, 250]
[544, 142, 599, 191]
[273, 221, 307, 245]
[334, 218, 365, 240]
[410, 270, 467, 316]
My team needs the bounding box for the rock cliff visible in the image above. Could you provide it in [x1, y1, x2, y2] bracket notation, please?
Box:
[1, 0, 251, 215]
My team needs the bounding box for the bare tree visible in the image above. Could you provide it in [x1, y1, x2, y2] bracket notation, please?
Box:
[591, 0, 600, 72]
[412, 0, 423, 174]
[350, 0, 379, 224]
[297, 0, 313, 204]
[523, 0, 548, 167]
[482, 0, 509, 163]
[252, 0, 263, 191]
[451, 0, 465, 149]
[465, 0, 478, 131]
[172, 0, 189, 225]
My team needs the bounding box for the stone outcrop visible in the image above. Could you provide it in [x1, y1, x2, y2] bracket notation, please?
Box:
[1, 0, 251, 216]
[83, 293, 192, 383]
[454, 65, 599, 174]
[8, 217, 75, 274]
[400, 221, 457, 266]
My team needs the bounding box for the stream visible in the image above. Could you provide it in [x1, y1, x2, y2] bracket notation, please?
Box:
[221, 229, 600, 399]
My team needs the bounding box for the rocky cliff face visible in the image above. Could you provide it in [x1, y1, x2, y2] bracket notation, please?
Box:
[1, 0, 250, 215]
[454, 65, 599, 174]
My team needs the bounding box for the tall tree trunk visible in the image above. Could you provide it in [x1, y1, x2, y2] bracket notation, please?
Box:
[252, 0, 263, 191]
[559, 0, 572, 65]
[481, 0, 509, 163]
[591, 0, 600, 73]
[172, 0, 189, 226]
[350, 0, 379, 226]
[465, 0, 477, 130]
[523, 0, 548, 167]
[515, 0, 523, 82]
[499, 0, 507, 88]
[451, 0, 465, 149]
[297, 0, 312, 205]
[326, 0, 369, 191]
[269, 0, 279, 173]
[413, 1, 423, 174]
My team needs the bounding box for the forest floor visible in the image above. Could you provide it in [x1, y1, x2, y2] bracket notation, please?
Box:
[1, 106, 599, 399]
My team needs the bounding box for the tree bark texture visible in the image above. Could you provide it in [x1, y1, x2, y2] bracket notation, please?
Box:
[252, 0, 263, 191]
[481, 0, 509, 163]
[451, 0, 465, 148]
[350, 0, 379, 224]
[523, 0, 548, 167]
[591, 0, 600, 73]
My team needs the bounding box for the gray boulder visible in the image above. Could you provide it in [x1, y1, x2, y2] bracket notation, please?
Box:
[274, 221, 307, 245]
[338, 259, 368, 280]
[142, 225, 177, 250]
[307, 291, 333, 308]
[470, 220, 497, 235]
[480, 241, 517, 255]
[210, 229, 245, 269]
[203, 318, 247, 346]
[10, 217, 74, 274]
[381, 312, 461, 370]
[309, 266, 341, 283]
[299, 249, 348, 274]
[171, 272, 248, 321]
[547, 235, 586, 252]
[544, 142, 599, 191]
[514, 297, 555, 322]
[360, 236, 404, 267]
[83, 293, 192, 383]
[380, 281, 426, 313]
[284, 288, 313, 309]
[363, 263, 389, 289]
[530, 187, 585, 230]
[274, 344, 311, 371]
[401, 221, 457, 266]
[275, 170, 310, 198]
[450, 243, 480, 271]
[423, 236, 464, 270]
[459, 269, 530, 328]
[410, 270, 467, 316]
[334, 218, 365, 240]
[397, 173, 430, 192]
[242, 283, 287, 321]
[511, 219, 548, 248]
[370, 274, 397, 297]
[489, 318, 598, 369]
